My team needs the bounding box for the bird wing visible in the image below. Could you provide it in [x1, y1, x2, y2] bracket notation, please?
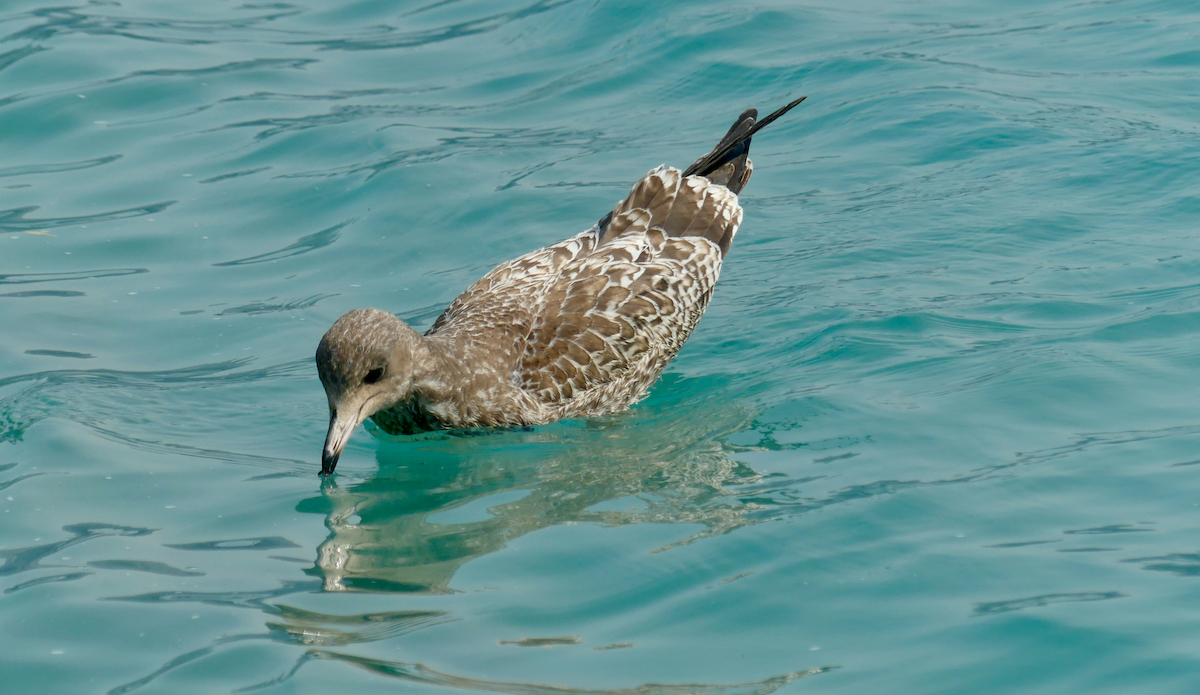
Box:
[514, 166, 741, 410]
[424, 230, 599, 343]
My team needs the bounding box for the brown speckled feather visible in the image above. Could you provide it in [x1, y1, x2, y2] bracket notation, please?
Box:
[422, 166, 739, 419]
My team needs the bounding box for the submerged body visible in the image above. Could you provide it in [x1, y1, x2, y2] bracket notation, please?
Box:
[317, 98, 805, 474]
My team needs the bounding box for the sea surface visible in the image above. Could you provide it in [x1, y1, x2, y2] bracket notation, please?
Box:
[3, 0, 1200, 693]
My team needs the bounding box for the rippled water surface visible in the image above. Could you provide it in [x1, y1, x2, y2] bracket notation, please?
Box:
[4, 0, 1200, 692]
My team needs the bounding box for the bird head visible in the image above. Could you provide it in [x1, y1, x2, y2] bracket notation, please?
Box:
[315, 308, 421, 475]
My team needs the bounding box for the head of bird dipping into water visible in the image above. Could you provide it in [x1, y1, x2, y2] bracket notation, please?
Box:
[316, 308, 424, 475]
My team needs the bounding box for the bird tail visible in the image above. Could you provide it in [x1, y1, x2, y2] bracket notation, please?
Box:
[683, 95, 807, 194]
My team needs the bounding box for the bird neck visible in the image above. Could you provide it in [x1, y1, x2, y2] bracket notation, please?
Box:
[409, 334, 470, 403]
[407, 333, 529, 428]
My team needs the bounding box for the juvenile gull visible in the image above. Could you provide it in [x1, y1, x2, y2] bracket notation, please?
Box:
[317, 97, 806, 475]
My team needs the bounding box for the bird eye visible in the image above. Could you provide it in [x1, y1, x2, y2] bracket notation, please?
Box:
[363, 367, 384, 384]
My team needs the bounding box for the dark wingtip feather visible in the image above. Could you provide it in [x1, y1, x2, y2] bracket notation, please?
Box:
[595, 97, 807, 231]
[683, 96, 807, 186]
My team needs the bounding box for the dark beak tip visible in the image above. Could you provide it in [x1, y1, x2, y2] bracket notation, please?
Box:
[320, 450, 339, 477]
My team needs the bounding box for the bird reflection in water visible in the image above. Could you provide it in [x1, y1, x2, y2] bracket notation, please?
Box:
[105, 377, 837, 694]
[300, 375, 771, 593]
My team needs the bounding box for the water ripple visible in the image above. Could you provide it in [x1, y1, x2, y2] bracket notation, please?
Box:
[106, 634, 268, 695]
[0, 289, 86, 297]
[290, 0, 579, 52]
[165, 537, 300, 552]
[217, 294, 336, 316]
[0, 463, 50, 492]
[83, 423, 311, 473]
[3, 570, 92, 594]
[213, 219, 351, 266]
[0, 154, 121, 178]
[277, 124, 612, 180]
[104, 603, 454, 695]
[0, 359, 311, 472]
[0, 201, 175, 233]
[254, 650, 829, 695]
[25, 349, 94, 359]
[0, 523, 155, 580]
[0, 267, 148, 285]
[973, 591, 1126, 616]
[1121, 553, 1200, 578]
[197, 167, 271, 184]
[3, 4, 302, 45]
[87, 560, 204, 577]
[0, 43, 48, 73]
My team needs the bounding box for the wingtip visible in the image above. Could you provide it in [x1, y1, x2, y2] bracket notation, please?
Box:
[748, 95, 807, 136]
[683, 96, 808, 180]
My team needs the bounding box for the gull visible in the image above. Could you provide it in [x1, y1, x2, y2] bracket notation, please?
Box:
[317, 97, 806, 475]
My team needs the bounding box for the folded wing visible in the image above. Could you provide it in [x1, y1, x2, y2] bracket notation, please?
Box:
[516, 166, 742, 412]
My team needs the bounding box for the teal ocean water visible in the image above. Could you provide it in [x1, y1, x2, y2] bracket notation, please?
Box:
[4, 0, 1200, 692]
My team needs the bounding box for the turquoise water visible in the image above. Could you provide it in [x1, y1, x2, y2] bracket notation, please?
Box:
[4, 0, 1200, 692]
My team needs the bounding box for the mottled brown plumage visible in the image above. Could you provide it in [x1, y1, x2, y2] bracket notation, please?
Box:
[316, 98, 806, 474]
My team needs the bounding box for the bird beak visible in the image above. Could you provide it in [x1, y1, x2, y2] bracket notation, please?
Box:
[321, 406, 360, 476]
